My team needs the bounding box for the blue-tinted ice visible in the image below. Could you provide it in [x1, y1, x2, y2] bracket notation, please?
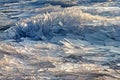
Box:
[0, 0, 120, 80]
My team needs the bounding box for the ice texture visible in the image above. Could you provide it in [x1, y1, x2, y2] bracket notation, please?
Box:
[0, 0, 120, 80]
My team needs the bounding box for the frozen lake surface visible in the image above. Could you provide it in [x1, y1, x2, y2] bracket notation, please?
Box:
[0, 0, 120, 80]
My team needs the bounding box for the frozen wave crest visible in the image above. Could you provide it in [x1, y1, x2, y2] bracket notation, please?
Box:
[1, 6, 120, 43]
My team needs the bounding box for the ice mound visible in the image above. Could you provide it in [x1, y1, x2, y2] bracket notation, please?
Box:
[1, 6, 120, 45]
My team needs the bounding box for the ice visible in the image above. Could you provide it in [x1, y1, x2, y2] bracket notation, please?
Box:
[0, 13, 16, 30]
[1, 6, 120, 42]
[0, 0, 120, 80]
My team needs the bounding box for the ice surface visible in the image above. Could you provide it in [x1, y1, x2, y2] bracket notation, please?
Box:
[0, 0, 120, 80]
